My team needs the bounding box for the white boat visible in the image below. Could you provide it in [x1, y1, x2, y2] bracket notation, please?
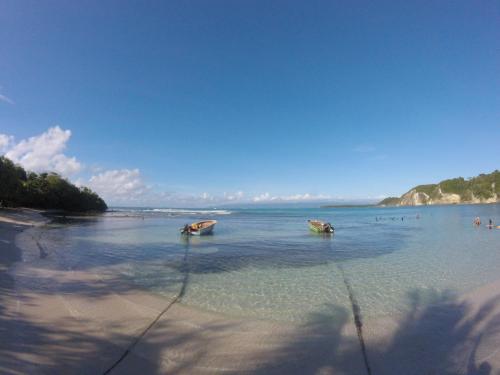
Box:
[181, 220, 217, 235]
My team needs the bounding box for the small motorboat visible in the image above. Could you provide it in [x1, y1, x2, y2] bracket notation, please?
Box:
[308, 220, 334, 233]
[181, 220, 217, 235]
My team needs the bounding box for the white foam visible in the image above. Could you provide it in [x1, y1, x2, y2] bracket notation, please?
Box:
[147, 208, 232, 215]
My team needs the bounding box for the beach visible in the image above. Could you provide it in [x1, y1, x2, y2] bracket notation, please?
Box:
[1, 208, 500, 374]
[3, 0, 498, 372]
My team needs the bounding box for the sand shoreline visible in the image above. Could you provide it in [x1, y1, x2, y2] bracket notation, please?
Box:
[1, 208, 499, 374]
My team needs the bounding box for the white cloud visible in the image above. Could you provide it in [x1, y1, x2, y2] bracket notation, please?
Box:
[0, 134, 13, 152]
[78, 168, 248, 206]
[200, 192, 213, 201]
[252, 192, 331, 202]
[223, 191, 244, 201]
[253, 192, 271, 202]
[3, 127, 367, 207]
[4, 126, 82, 175]
[87, 169, 150, 203]
[0, 94, 14, 105]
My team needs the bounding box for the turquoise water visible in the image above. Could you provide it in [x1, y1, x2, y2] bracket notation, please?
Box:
[26, 205, 500, 322]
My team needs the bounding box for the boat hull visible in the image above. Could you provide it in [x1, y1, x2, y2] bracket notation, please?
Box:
[191, 223, 215, 235]
[308, 222, 323, 233]
[308, 220, 334, 233]
[181, 220, 217, 235]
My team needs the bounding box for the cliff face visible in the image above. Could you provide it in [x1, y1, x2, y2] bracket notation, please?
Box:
[379, 171, 500, 207]
[396, 187, 497, 206]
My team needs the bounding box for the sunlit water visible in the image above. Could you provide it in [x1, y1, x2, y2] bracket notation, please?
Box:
[21, 205, 500, 322]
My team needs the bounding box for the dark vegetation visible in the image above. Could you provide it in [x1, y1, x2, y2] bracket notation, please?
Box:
[414, 183, 438, 196]
[379, 170, 500, 206]
[0, 156, 107, 212]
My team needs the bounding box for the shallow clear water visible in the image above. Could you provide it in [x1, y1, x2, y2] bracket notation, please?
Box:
[25, 205, 500, 322]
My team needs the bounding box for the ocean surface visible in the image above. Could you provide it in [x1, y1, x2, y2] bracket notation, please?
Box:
[23, 205, 500, 322]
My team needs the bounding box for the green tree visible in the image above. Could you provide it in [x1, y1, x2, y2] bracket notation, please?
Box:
[0, 156, 107, 212]
[0, 156, 26, 206]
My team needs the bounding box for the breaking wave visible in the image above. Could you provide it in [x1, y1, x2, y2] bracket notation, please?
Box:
[146, 208, 232, 215]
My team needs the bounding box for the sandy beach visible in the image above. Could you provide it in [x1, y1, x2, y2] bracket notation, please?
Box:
[1, 208, 499, 375]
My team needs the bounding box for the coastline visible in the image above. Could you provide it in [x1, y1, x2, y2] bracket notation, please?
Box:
[378, 201, 500, 208]
[0, 207, 48, 226]
[0, 208, 48, 269]
[1, 208, 499, 374]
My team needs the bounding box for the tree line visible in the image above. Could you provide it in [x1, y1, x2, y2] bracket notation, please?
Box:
[0, 156, 107, 212]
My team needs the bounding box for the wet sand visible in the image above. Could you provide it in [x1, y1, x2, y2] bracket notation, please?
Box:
[1, 208, 499, 374]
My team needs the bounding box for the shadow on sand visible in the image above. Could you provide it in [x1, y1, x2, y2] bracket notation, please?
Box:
[1, 266, 499, 374]
[250, 289, 500, 375]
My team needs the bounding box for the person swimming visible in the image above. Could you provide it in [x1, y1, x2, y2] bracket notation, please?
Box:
[473, 217, 481, 226]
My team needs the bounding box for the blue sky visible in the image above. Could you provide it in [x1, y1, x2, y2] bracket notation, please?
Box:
[0, 0, 499, 206]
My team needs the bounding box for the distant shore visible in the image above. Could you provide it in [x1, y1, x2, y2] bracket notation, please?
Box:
[320, 204, 377, 208]
[378, 201, 500, 208]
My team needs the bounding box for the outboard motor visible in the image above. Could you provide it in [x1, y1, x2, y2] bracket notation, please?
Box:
[326, 223, 334, 233]
[181, 224, 191, 235]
